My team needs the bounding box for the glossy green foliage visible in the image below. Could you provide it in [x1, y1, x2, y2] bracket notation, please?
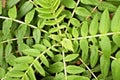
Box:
[0, 0, 120, 80]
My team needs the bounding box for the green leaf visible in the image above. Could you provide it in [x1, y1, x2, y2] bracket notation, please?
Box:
[34, 0, 50, 8]
[45, 15, 66, 25]
[7, 70, 24, 77]
[6, 54, 16, 66]
[66, 65, 85, 74]
[43, 39, 51, 47]
[35, 8, 52, 14]
[61, 38, 74, 51]
[7, 0, 20, 8]
[98, 2, 117, 12]
[25, 9, 35, 24]
[5, 43, 12, 57]
[0, 67, 5, 79]
[15, 56, 34, 64]
[49, 34, 62, 42]
[48, 62, 64, 73]
[0, 0, 2, 14]
[46, 50, 54, 58]
[80, 39, 88, 62]
[70, 18, 80, 27]
[27, 67, 36, 80]
[111, 6, 120, 32]
[72, 27, 79, 38]
[22, 74, 29, 80]
[65, 54, 79, 62]
[16, 24, 27, 39]
[13, 63, 28, 71]
[37, 19, 46, 28]
[90, 45, 98, 68]
[22, 49, 40, 57]
[33, 44, 46, 52]
[53, 54, 62, 62]
[40, 54, 49, 67]
[75, 7, 91, 17]
[115, 51, 120, 59]
[81, 0, 99, 5]
[81, 21, 88, 36]
[99, 36, 111, 58]
[100, 55, 110, 78]
[33, 28, 41, 44]
[2, 19, 12, 39]
[8, 6, 17, 19]
[89, 14, 98, 35]
[61, 10, 72, 19]
[18, 1, 33, 18]
[67, 75, 90, 80]
[111, 58, 120, 80]
[49, 27, 60, 33]
[112, 34, 120, 47]
[62, 0, 76, 9]
[33, 60, 45, 76]
[99, 8, 110, 34]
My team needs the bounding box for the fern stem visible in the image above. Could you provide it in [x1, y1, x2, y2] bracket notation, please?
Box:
[72, 32, 120, 40]
[62, 51, 67, 80]
[65, 0, 80, 33]
[79, 58, 98, 80]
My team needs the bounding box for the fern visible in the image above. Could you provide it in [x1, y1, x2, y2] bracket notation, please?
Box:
[0, 0, 120, 80]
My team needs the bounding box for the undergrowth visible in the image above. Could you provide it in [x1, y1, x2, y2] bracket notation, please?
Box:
[0, 0, 120, 80]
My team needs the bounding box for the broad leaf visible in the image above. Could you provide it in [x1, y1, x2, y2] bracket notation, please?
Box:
[99, 8, 110, 34]
[33, 60, 45, 76]
[65, 54, 79, 62]
[66, 65, 85, 74]
[8, 6, 17, 19]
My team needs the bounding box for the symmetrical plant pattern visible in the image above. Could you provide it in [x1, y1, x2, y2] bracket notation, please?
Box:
[0, 0, 120, 80]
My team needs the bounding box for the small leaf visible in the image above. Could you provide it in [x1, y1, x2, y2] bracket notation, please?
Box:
[40, 54, 49, 67]
[89, 14, 98, 35]
[34, 0, 50, 8]
[62, 0, 76, 9]
[72, 27, 79, 38]
[33, 44, 46, 52]
[13, 63, 28, 71]
[18, 1, 33, 18]
[75, 7, 91, 17]
[33, 28, 41, 44]
[80, 39, 88, 62]
[22, 74, 29, 80]
[81, 21, 88, 36]
[90, 45, 98, 68]
[48, 62, 64, 73]
[70, 18, 80, 27]
[100, 55, 110, 78]
[25, 9, 35, 24]
[0, 67, 5, 79]
[22, 49, 40, 57]
[33, 60, 45, 76]
[66, 65, 85, 74]
[15, 56, 34, 64]
[27, 67, 36, 80]
[81, 0, 99, 5]
[111, 6, 120, 32]
[99, 36, 111, 58]
[98, 2, 117, 12]
[53, 54, 62, 62]
[49, 34, 62, 42]
[45, 15, 66, 25]
[8, 6, 17, 19]
[112, 34, 120, 47]
[61, 38, 74, 51]
[49, 27, 60, 33]
[115, 51, 120, 59]
[43, 39, 51, 47]
[65, 54, 79, 62]
[111, 58, 120, 80]
[99, 8, 110, 34]
[7, 70, 24, 77]
[5, 43, 12, 57]
[15, 24, 27, 39]
[7, 0, 20, 8]
[67, 75, 90, 80]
